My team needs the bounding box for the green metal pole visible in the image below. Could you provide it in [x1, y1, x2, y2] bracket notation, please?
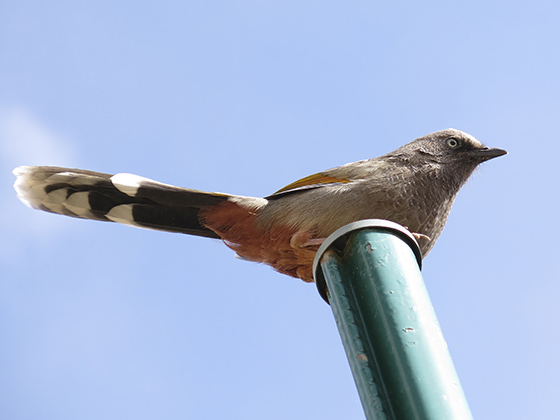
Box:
[313, 220, 472, 420]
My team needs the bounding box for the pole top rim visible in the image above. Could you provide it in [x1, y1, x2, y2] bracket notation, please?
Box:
[313, 219, 423, 303]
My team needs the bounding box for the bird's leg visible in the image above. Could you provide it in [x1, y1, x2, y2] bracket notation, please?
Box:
[293, 229, 428, 248]
[301, 238, 326, 246]
[290, 230, 325, 248]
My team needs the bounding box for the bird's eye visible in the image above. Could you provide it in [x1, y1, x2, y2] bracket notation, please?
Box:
[446, 137, 460, 148]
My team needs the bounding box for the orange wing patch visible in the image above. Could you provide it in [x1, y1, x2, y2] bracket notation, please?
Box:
[273, 172, 351, 194]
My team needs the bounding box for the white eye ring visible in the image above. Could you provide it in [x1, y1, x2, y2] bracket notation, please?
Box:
[446, 137, 460, 148]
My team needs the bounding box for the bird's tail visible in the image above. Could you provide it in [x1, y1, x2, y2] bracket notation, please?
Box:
[13, 166, 232, 238]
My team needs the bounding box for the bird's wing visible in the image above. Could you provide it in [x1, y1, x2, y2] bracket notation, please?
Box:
[265, 158, 383, 200]
[265, 172, 352, 199]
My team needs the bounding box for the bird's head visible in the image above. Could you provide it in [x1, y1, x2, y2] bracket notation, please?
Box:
[383, 128, 507, 192]
[417, 128, 507, 163]
[393, 128, 507, 168]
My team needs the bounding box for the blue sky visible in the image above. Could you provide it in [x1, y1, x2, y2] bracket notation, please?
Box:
[1, 1, 558, 419]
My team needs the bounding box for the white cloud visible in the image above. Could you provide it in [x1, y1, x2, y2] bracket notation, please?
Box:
[0, 106, 81, 255]
[0, 106, 78, 167]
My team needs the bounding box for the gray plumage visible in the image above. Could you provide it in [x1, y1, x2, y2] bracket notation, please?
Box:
[257, 128, 507, 256]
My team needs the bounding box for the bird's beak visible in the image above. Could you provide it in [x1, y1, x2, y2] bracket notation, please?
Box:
[470, 147, 508, 160]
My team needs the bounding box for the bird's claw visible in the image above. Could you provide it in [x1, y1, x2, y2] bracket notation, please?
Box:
[413, 232, 431, 242]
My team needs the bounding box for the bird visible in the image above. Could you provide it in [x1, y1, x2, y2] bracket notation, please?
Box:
[13, 128, 506, 282]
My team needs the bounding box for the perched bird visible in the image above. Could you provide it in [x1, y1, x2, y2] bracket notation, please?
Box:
[13, 128, 506, 282]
